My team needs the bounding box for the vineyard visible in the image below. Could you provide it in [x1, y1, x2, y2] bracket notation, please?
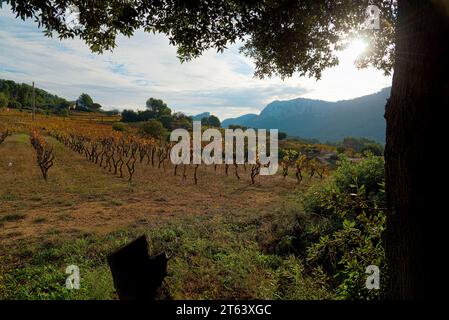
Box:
[1, 109, 333, 187]
[0, 109, 377, 300]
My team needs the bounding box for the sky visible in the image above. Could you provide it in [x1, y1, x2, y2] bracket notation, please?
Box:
[0, 4, 392, 120]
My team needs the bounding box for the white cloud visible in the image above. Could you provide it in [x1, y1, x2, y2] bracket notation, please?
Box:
[0, 4, 392, 120]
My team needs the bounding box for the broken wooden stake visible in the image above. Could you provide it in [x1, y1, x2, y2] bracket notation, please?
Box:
[107, 235, 168, 300]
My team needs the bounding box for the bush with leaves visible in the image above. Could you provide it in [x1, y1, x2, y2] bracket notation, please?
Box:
[299, 153, 386, 299]
[333, 153, 385, 198]
[112, 122, 127, 132]
[138, 119, 168, 140]
[305, 184, 386, 299]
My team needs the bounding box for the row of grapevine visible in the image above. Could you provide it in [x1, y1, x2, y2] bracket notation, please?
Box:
[0, 129, 10, 145]
[280, 150, 329, 183]
[49, 129, 172, 182]
[30, 130, 55, 180]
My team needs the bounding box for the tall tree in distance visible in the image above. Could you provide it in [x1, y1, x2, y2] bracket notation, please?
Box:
[91, 102, 103, 111]
[77, 93, 103, 112]
[146, 98, 172, 118]
[201, 115, 221, 127]
[77, 93, 93, 110]
[207, 115, 221, 128]
[4, 0, 448, 299]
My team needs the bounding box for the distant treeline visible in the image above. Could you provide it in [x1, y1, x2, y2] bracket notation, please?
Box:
[0, 79, 69, 112]
[278, 134, 383, 155]
[335, 137, 384, 156]
[0, 79, 115, 116]
[120, 98, 221, 137]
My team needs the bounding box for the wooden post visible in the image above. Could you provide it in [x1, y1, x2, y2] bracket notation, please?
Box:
[107, 235, 168, 300]
[32, 81, 35, 121]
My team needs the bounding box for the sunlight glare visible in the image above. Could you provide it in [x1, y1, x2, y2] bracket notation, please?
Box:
[299, 37, 391, 101]
[343, 38, 368, 62]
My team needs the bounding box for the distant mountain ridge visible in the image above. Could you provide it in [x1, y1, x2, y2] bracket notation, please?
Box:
[191, 112, 211, 121]
[222, 87, 391, 142]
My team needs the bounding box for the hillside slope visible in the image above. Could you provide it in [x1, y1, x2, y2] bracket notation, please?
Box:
[222, 88, 390, 142]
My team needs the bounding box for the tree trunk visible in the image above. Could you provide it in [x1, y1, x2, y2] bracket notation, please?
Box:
[385, 0, 449, 299]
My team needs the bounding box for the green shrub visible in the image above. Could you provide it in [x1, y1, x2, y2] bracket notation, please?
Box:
[297, 154, 386, 299]
[334, 153, 385, 198]
[138, 119, 168, 139]
[302, 180, 337, 217]
[305, 185, 385, 299]
[54, 107, 69, 117]
[271, 255, 334, 300]
[112, 122, 127, 132]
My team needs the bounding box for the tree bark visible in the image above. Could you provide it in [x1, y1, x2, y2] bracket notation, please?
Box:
[385, 0, 449, 299]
